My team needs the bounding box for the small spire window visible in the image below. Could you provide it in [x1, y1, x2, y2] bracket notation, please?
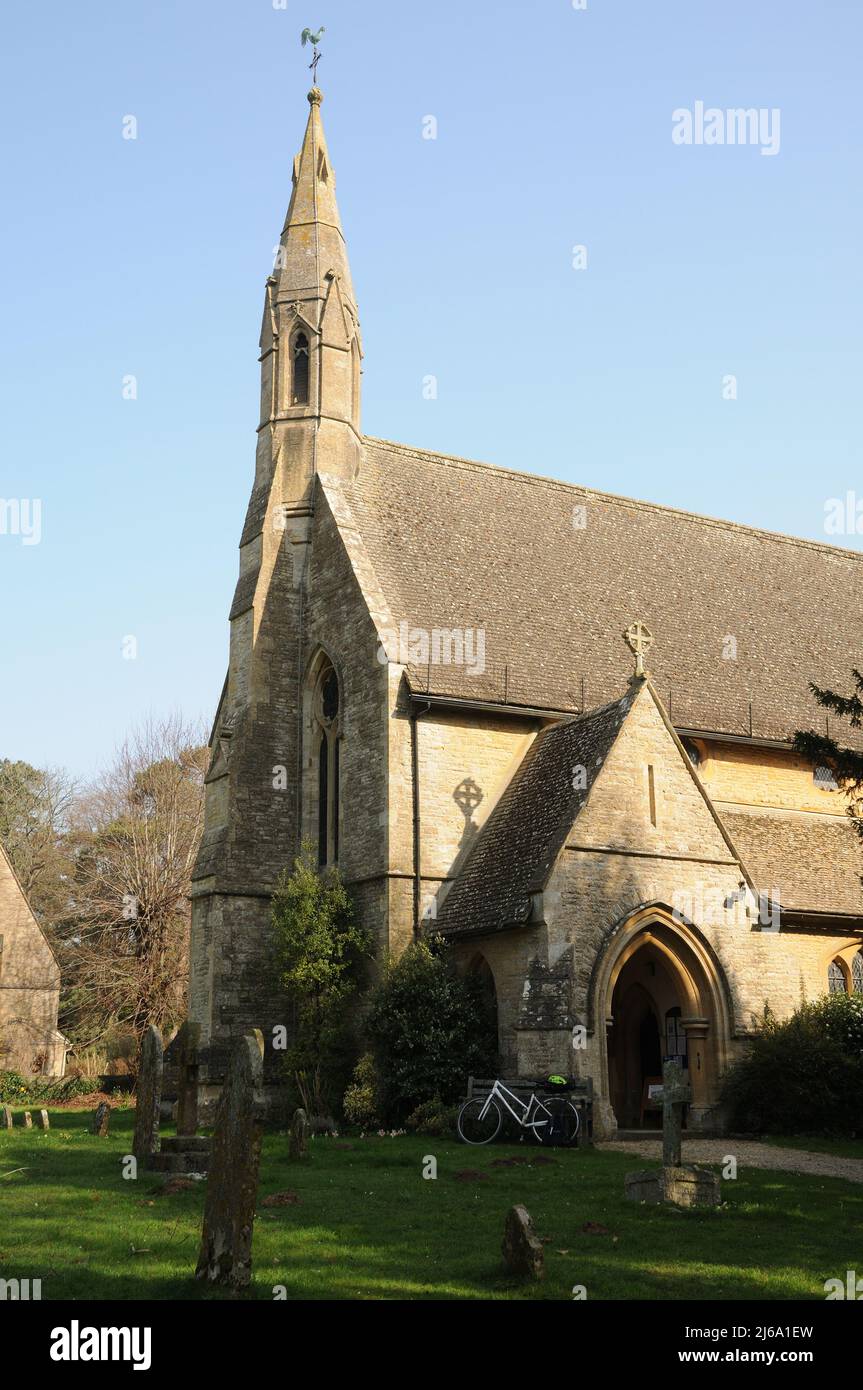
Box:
[292, 332, 310, 406]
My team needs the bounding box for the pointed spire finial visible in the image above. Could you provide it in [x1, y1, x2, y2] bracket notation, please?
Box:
[623, 620, 654, 678]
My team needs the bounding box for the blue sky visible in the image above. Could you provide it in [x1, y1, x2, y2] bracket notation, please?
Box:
[1, 0, 860, 778]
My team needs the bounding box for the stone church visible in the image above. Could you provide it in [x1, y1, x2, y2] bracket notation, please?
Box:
[0, 841, 66, 1076]
[190, 87, 863, 1135]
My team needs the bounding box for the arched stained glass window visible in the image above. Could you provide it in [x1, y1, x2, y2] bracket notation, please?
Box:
[828, 959, 847, 995]
[852, 951, 863, 995]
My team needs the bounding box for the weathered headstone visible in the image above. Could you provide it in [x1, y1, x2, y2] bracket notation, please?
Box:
[23, 1111, 33, 1129]
[2, 1106, 13, 1129]
[36, 1110, 50, 1130]
[175, 1020, 201, 1138]
[501, 1204, 545, 1280]
[92, 1101, 110, 1137]
[625, 1164, 721, 1208]
[195, 1030, 265, 1290]
[133, 1025, 163, 1162]
[289, 1107, 308, 1162]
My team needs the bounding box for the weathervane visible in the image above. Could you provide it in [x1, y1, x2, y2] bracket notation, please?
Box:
[623, 620, 654, 678]
[301, 26, 325, 86]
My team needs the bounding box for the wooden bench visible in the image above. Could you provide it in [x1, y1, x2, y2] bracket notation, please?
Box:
[465, 1075, 593, 1147]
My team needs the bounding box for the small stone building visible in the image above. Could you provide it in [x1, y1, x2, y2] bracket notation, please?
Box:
[0, 842, 66, 1076]
[189, 86, 863, 1132]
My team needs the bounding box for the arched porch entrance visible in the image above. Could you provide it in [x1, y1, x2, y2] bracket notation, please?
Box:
[594, 906, 731, 1132]
[466, 952, 501, 1072]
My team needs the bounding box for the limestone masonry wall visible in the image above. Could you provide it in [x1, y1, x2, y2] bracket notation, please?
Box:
[0, 848, 63, 1075]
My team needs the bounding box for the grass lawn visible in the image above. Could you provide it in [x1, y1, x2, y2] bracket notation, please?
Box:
[1, 1109, 861, 1301]
[760, 1134, 863, 1161]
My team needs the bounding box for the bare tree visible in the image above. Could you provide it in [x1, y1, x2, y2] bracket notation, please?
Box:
[61, 714, 208, 1048]
[0, 759, 76, 923]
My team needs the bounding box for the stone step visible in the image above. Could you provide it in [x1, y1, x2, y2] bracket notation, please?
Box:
[160, 1135, 211, 1153]
[146, 1152, 210, 1174]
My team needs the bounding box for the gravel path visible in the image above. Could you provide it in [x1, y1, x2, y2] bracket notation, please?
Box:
[597, 1138, 863, 1184]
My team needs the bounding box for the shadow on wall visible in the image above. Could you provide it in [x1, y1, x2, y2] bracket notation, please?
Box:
[453, 777, 484, 858]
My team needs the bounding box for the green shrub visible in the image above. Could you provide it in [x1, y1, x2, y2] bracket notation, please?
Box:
[0, 1072, 96, 1104]
[722, 995, 863, 1136]
[343, 1053, 381, 1129]
[815, 991, 863, 1058]
[366, 936, 497, 1123]
[37, 1076, 99, 1102]
[271, 844, 369, 1116]
[0, 1071, 30, 1103]
[405, 1095, 459, 1137]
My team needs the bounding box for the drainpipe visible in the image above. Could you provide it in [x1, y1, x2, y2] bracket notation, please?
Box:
[411, 700, 431, 937]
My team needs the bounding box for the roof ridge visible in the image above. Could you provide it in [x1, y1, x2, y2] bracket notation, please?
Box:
[362, 436, 863, 564]
[550, 689, 635, 729]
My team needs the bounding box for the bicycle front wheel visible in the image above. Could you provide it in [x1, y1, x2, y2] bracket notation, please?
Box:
[534, 1097, 580, 1147]
[457, 1096, 502, 1145]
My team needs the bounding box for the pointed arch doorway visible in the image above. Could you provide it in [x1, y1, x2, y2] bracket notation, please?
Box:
[609, 952, 686, 1127]
[466, 953, 501, 1073]
[596, 907, 731, 1132]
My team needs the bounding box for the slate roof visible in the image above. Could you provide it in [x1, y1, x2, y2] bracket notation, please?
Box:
[343, 439, 863, 745]
[434, 693, 634, 937]
[723, 809, 863, 918]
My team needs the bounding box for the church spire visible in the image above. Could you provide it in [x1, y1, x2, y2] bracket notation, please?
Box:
[276, 87, 356, 312]
[257, 86, 362, 493]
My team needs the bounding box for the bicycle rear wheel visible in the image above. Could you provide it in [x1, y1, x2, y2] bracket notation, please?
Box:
[457, 1096, 502, 1145]
[534, 1097, 580, 1147]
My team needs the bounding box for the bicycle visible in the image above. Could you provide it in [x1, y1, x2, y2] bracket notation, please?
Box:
[456, 1078, 580, 1146]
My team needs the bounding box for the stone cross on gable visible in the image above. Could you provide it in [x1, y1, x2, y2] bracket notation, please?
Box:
[622, 620, 654, 678]
[661, 1057, 691, 1167]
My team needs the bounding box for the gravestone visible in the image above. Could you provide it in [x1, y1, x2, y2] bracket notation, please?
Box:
[625, 1058, 720, 1209]
[661, 1058, 689, 1166]
[501, 1204, 544, 1280]
[195, 1030, 265, 1290]
[23, 1111, 33, 1129]
[175, 1020, 201, 1138]
[92, 1102, 110, 1137]
[289, 1107, 308, 1161]
[133, 1025, 163, 1162]
[36, 1110, 50, 1130]
[2, 1106, 13, 1129]
[147, 1021, 210, 1175]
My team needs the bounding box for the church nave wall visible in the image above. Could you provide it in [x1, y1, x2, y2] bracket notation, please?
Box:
[694, 738, 847, 816]
[414, 709, 538, 889]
